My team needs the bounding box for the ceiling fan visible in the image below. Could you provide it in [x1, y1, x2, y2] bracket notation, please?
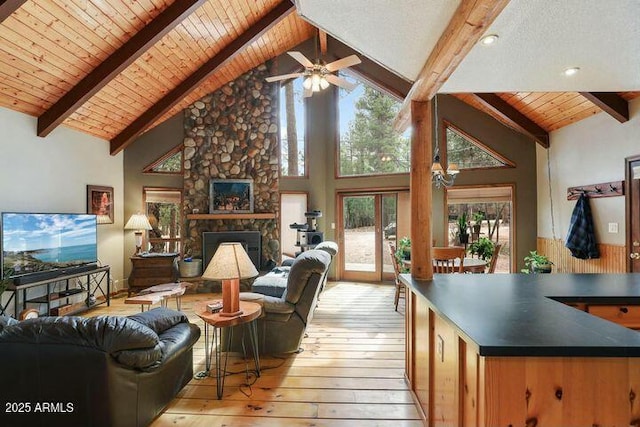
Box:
[266, 51, 362, 97]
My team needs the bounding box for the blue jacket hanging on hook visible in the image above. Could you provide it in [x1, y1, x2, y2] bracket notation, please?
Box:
[565, 194, 600, 259]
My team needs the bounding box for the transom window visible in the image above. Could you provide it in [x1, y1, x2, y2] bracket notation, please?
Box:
[445, 123, 514, 170]
[143, 145, 183, 174]
[338, 73, 410, 177]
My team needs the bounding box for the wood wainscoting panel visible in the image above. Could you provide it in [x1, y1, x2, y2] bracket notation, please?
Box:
[537, 237, 626, 273]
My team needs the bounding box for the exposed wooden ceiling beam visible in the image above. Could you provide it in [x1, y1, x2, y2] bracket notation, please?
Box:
[471, 93, 549, 147]
[319, 30, 328, 55]
[109, 0, 295, 155]
[395, 0, 510, 130]
[0, 0, 25, 23]
[579, 92, 629, 123]
[37, 0, 207, 138]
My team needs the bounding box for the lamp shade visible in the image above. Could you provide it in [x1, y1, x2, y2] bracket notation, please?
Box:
[202, 242, 258, 280]
[124, 213, 152, 231]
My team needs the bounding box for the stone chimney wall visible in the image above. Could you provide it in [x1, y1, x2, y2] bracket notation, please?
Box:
[182, 63, 280, 266]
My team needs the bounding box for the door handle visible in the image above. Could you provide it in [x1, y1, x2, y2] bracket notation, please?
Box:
[631, 253, 640, 260]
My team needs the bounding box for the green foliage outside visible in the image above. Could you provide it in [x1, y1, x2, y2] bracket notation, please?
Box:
[152, 151, 182, 172]
[343, 195, 396, 231]
[340, 86, 410, 176]
[446, 127, 504, 169]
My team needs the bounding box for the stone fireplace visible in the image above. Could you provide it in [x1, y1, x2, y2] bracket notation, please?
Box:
[182, 63, 280, 268]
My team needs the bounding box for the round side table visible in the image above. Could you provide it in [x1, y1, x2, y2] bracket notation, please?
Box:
[194, 300, 262, 399]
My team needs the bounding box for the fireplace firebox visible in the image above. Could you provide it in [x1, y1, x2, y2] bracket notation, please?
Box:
[202, 231, 261, 271]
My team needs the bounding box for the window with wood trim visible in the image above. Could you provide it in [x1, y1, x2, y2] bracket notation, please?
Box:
[446, 186, 513, 273]
[143, 145, 183, 174]
[144, 188, 182, 254]
[338, 73, 410, 177]
[445, 123, 514, 170]
[280, 77, 307, 177]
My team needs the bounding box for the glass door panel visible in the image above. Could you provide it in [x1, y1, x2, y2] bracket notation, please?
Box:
[382, 194, 397, 275]
[343, 195, 377, 274]
[340, 192, 407, 282]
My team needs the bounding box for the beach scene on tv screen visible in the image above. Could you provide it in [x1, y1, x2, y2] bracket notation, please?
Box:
[2, 213, 97, 279]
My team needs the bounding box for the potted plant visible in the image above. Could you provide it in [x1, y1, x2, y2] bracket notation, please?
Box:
[468, 237, 495, 261]
[456, 212, 469, 244]
[472, 211, 485, 234]
[521, 251, 553, 274]
[396, 236, 411, 261]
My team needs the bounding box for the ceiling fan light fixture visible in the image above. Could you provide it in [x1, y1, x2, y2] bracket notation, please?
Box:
[311, 73, 321, 92]
[302, 76, 312, 90]
[319, 76, 330, 90]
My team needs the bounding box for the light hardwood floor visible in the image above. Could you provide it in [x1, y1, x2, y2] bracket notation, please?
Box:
[90, 281, 420, 426]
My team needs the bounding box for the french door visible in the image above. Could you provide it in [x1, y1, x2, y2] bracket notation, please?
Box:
[338, 191, 410, 282]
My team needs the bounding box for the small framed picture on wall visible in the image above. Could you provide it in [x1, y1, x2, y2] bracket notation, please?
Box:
[87, 185, 114, 224]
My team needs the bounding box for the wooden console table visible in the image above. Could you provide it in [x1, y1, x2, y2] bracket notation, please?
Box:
[127, 254, 179, 296]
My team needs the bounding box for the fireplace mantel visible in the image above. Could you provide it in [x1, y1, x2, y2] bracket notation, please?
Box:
[186, 213, 276, 220]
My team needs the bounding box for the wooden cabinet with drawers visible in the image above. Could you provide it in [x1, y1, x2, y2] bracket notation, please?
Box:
[128, 255, 179, 296]
[587, 304, 640, 329]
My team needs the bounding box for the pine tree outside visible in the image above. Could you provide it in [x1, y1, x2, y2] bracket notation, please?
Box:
[338, 74, 410, 177]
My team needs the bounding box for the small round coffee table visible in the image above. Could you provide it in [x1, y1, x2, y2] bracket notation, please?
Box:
[193, 300, 262, 399]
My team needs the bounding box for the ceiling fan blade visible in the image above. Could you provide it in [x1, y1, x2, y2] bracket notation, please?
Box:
[303, 87, 313, 98]
[325, 74, 358, 91]
[325, 55, 361, 72]
[265, 72, 304, 83]
[287, 51, 314, 68]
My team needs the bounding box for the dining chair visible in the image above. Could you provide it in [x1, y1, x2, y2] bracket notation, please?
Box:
[487, 243, 502, 273]
[388, 242, 405, 311]
[432, 246, 466, 273]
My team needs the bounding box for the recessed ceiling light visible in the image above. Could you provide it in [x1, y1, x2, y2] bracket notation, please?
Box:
[479, 34, 499, 46]
[563, 67, 580, 77]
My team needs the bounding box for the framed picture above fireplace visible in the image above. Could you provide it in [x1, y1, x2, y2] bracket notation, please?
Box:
[209, 179, 254, 214]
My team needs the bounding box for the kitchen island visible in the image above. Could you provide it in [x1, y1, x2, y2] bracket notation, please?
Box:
[400, 273, 640, 426]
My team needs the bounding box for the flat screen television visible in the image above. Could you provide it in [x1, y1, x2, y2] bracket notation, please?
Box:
[1, 213, 98, 283]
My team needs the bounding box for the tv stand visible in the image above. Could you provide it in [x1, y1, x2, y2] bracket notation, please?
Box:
[1, 266, 110, 318]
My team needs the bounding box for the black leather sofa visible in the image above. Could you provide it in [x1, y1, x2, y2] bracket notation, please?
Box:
[0, 307, 200, 427]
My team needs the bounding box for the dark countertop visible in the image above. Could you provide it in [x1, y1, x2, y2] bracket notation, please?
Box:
[399, 273, 640, 357]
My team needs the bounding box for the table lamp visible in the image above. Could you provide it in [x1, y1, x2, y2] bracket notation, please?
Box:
[124, 213, 152, 255]
[202, 242, 258, 317]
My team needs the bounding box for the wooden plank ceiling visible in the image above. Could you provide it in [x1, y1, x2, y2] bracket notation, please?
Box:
[0, 0, 314, 150]
[0, 1, 636, 152]
[455, 91, 640, 135]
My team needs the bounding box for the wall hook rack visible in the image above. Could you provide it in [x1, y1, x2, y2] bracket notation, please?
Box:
[566, 180, 624, 200]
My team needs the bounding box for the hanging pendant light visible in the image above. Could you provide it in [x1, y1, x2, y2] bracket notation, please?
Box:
[432, 95, 459, 188]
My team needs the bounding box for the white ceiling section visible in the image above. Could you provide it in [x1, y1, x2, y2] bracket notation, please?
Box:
[441, 0, 640, 93]
[295, 0, 461, 81]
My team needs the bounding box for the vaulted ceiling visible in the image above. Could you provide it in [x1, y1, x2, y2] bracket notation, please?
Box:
[0, 0, 637, 155]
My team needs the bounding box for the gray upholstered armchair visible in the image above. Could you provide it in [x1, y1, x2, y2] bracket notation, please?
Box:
[252, 240, 338, 298]
[224, 249, 331, 355]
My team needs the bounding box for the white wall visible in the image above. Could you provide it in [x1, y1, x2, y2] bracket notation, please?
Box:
[0, 107, 125, 294]
[537, 97, 640, 245]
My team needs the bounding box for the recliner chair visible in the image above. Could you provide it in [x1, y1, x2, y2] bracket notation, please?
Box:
[224, 249, 331, 355]
[251, 240, 338, 298]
